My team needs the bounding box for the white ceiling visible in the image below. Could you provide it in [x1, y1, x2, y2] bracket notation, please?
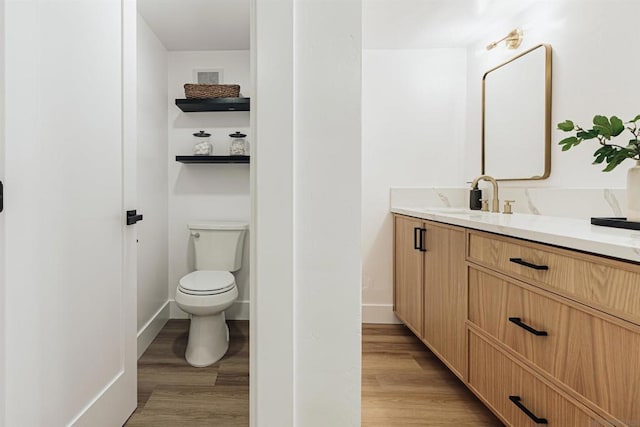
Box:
[139, 0, 535, 52]
[138, 0, 249, 51]
[363, 0, 537, 49]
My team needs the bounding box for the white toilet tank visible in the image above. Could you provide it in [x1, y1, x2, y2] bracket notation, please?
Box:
[188, 221, 248, 272]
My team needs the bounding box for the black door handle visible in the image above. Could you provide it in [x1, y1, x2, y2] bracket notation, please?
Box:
[509, 396, 548, 424]
[508, 317, 548, 336]
[126, 210, 143, 225]
[414, 227, 421, 250]
[509, 257, 549, 271]
[419, 228, 427, 252]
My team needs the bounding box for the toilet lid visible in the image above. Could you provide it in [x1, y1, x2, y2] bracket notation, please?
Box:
[179, 271, 236, 295]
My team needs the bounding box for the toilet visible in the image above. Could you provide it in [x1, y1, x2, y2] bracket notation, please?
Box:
[175, 221, 248, 367]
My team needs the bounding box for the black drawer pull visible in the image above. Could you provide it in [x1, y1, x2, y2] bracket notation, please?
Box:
[509, 396, 548, 424]
[508, 317, 548, 336]
[509, 257, 549, 270]
[414, 227, 421, 250]
[419, 228, 427, 252]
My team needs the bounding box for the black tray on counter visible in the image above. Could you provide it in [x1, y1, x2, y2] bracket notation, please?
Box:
[591, 217, 640, 231]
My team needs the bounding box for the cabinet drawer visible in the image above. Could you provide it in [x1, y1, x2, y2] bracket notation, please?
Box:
[469, 267, 640, 425]
[469, 331, 607, 427]
[467, 231, 640, 325]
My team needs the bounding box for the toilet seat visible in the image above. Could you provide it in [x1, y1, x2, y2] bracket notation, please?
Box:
[179, 270, 236, 296]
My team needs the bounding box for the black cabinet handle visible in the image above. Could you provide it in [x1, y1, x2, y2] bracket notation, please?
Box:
[509, 396, 548, 424]
[419, 228, 427, 252]
[0, 180, 3, 213]
[509, 257, 549, 271]
[414, 227, 421, 250]
[508, 317, 548, 336]
[126, 210, 144, 225]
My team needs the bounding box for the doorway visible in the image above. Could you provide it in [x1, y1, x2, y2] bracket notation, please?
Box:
[129, 0, 251, 424]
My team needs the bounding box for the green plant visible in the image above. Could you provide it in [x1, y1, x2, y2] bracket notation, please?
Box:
[557, 114, 640, 171]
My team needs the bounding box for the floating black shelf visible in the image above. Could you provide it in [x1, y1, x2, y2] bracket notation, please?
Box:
[176, 155, 250, 164]
[175, 97, 250, 112]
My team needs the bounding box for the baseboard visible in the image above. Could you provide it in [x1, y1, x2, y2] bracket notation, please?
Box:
[137, 301, 170, 359]
[169, 300, 250, 321]
[362, 303, 401, 324]
[226, 300, 250, 320]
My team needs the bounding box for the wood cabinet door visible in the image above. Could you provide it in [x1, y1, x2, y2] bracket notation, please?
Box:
[423, 222, 467, 379]
[394, 215, 424, 337]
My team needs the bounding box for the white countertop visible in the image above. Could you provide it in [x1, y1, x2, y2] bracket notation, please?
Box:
[391, 207, 640, 263]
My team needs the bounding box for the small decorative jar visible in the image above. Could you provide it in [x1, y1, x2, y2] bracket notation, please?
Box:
[193, 130, 212, 155]
[229, 131, 248, 155]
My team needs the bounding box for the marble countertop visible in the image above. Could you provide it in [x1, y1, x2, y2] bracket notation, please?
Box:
[391, 207, 640, 263]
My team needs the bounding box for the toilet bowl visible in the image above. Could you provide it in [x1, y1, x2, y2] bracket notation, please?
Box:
[176, 221, 247, 367]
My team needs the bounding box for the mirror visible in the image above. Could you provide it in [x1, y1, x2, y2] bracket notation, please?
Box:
[482, 44, 552, 180]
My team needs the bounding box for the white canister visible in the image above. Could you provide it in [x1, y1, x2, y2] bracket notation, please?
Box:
[193, 130, 212, 155]
[229, 131, 248, 155]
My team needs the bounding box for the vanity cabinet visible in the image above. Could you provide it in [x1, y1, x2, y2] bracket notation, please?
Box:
[393, 214, 640, 426]
[393, 215, 467, 378]
[466, 230, 640, 426]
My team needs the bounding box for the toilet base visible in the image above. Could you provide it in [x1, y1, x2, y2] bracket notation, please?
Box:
[185, 312, 230, 367]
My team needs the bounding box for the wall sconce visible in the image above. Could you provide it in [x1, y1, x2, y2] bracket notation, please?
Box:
[486, 28, 523, 51]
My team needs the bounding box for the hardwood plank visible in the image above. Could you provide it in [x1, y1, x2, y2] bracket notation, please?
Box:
[362, 324, 502, 426]
[126, 320, 249, 426]
[129, 320, 502, 426]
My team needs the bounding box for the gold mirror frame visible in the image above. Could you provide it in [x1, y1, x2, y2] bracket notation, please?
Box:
[481, 44, 552, 181]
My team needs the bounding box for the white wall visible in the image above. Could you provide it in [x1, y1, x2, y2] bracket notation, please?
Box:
[252, 0, 362, 424]
[362, 0, 640, 325]
[293, 0, 361, 424]
[167, 50, 251, 319]
[465, 0, 640, 187]
[251, 0, 294, 422]
[136, 14, 169, 354]
[361, 49, 467, 322]
[0, 0, 5, 421]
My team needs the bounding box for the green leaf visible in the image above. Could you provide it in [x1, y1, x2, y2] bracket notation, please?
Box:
[592, 145, 614, 165]
[610, 116, 625, 136]
[629, 114, 640, 123]
[559, 136, 579, 151]
[602, 149, 632, 172]
[557, 120, 575, 131]
[577, 129, 599, 140]
[593, 155, 606, 164]
[593, 115, 613, 138]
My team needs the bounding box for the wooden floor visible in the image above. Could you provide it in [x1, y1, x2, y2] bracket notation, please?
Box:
[125, 320, 249, 427]
[362, 324, 502, 426]
[126, 321, 500, 426]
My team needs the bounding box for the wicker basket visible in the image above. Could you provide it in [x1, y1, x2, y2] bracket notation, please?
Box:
[184, 84, 240, 99]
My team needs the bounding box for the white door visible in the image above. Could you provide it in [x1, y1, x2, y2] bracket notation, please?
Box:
[2, 0, 137, 426]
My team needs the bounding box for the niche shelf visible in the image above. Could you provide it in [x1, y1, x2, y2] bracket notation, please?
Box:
[175, 97, 250, 112]
[176, 155, 250, 164]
